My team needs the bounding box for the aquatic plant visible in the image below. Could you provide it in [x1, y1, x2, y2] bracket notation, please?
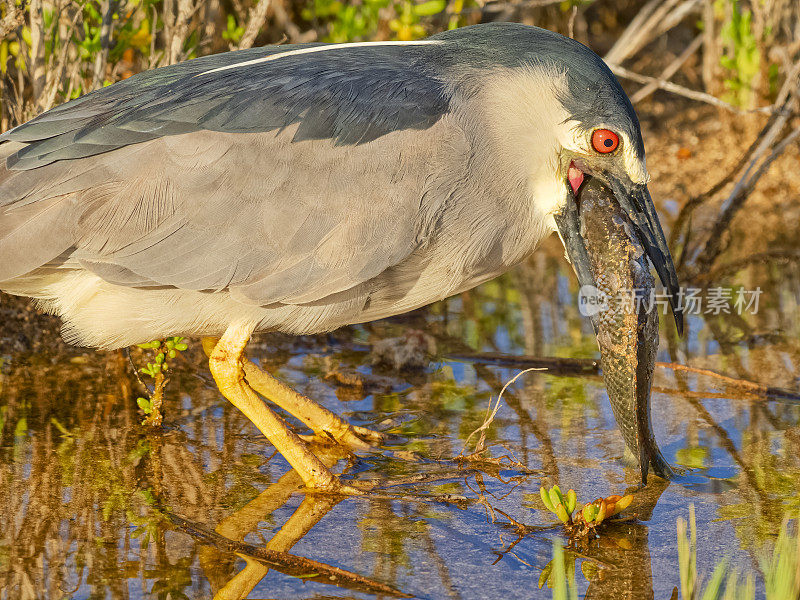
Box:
[540, 485, 633, 538]
[760, 514, 799, 600]
[549, 540, 579, 600]
[677, 504, 798, 600]
[540, 501, 798, 599]
[677, 504, 735, 600]
[134, 336, 189, 425]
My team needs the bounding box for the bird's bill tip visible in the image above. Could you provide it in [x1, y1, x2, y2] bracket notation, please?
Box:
[608, 178, 684, 336]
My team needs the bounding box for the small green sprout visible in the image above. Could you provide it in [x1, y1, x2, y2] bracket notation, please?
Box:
[541, 485, 577, 524]
[136, 396, 153, 415]
[134, 337, 189, 426]
[540, 485, 577, 524]
[540, 485, 633, 538]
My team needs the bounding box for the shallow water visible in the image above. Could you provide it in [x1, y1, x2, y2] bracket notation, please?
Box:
[1, 236, 799, 599]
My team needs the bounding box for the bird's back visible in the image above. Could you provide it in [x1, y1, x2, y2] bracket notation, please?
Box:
[0, 23, 579, 347]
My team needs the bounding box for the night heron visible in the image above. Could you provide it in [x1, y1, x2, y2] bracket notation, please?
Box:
[0, 22, 681, 493]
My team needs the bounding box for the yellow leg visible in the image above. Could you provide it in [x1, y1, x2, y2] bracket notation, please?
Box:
[212, 465, 342, 600]
[204, 321, 357, 494]
[242, 358, 383, 450]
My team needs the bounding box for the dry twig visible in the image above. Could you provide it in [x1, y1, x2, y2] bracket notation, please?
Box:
[238, 0, 272, 49]
[630, 34, 703, 104]
[458, 0, 562, 17]
[0, 0, 25, 39]
[682, 89, 800, 277]
[448, 351, 800, 401]
[672, 57, 800, 274]
[27, 0, 46, 105]
[459, 368, 542, 457]
[609, 64, 774, 115]
[91, 0, 121, 90]
[604, 0, 700, 65]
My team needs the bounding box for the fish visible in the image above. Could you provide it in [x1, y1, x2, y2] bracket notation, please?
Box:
[577, 177, 673, 483]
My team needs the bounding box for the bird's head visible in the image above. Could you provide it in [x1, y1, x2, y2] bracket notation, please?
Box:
[442, 23, 683, 333]
[548, 50, 683, 336]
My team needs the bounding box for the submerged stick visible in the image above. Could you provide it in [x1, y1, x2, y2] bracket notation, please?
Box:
[164, 510, 412, 598]
[446, 352, 800, 401]
[447, 351, 599, 374]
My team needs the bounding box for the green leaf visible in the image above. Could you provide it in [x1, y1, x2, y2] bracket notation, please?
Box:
[413, 0, 446, 16]
[549, 487, 564, 511]
[538, 561, 553, 589]
[555, 503, 570, 524]
[565, 489, 577, 514]
[583, 504, 597, 522]
[540, 486, 555, 512]
[137, 397, 153, 414]
[701, 558, 728, 600]
[138, 488, 156, 505]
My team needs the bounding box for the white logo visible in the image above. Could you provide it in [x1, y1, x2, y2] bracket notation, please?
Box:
[578, 285, 608, 316]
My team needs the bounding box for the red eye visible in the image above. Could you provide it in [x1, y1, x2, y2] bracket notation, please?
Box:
[591, 129, 619, 153]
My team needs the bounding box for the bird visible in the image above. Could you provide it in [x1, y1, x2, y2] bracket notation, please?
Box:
[0, 22, 681, 493]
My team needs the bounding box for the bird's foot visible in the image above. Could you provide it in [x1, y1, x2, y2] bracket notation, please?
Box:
[240, 358, 385, 452]
[204, 330, 380, 495]
[300, 421, 384, 452]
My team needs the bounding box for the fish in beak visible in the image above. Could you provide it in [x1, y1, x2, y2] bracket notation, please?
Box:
[555, 164, 683, 336]
[555, 171, 677, 483]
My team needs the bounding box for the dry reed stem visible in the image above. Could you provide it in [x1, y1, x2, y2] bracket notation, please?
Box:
[459, 368, 543, 457]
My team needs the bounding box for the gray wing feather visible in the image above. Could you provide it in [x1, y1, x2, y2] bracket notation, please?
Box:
[0, 195, 75, 280]
[2, 42, 450, 170]
[0, 121, 450, 306]
[0, 41, 458, 302]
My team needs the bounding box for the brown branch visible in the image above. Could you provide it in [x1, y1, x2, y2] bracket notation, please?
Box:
[166, 0, 197, 65]
[164, 510, 413, 597]
[608, 64, 775, 115]
[684, 126, 800, 277]
[671, 104, 789, 267]
[238, 0, 271, 50]
[269, 0, 299, 42]
[603, 0, 662, 65]
[700, 0, 717, 94]
[655, 362, 766, 394]
[604, 0, 700, 65]
[0, 0, 25, 39]
[447, 351, 800, 401]
[446, 351, 599, 375]
[27, 0, 46, 107]
[90, 0, 120, 91]
[675, 58, 800, 276]
[630, 34, 704, 104]
[458, 0, 563, 16]
[698, 249, 800, 281]
[42, 7, 82, 112]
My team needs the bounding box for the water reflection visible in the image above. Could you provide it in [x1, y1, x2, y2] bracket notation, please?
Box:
[1, 232, 799, 598]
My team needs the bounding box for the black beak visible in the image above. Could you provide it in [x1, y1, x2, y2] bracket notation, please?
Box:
[607, 176, 683, 336]
[555, 176, 684, 336]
